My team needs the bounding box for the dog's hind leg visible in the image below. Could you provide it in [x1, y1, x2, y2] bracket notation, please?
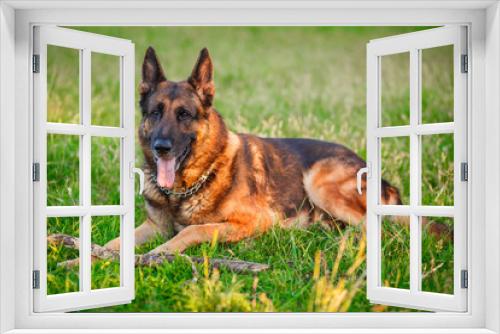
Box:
[303, 158, 367, 226]
[303, 158, 401, 226]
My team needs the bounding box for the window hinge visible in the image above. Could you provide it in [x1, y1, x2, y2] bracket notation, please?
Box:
[461, 162, 468, 182]
[33, 270, 40, 289]
[32, 54, 40, 73]
[461, 269, 468, 289]
[32, 162, 40, 182]
[461, 54, 468, 73]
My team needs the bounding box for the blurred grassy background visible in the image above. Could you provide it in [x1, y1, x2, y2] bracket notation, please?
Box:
[45, 26, 454, 312]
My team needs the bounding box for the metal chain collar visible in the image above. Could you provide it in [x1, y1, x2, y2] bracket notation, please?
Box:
[151, 169, 213, 198]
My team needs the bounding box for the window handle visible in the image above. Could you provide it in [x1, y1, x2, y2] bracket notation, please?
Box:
[130, 162, 145, 195]
[356, 163, 371, 195]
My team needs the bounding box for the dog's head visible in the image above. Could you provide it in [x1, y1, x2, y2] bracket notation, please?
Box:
[138, 47, 215, 189]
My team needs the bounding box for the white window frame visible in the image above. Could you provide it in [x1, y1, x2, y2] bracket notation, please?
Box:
[366, 26, 468, 312]
[0, 1, 499, 333]
[32, 26, 136, 312]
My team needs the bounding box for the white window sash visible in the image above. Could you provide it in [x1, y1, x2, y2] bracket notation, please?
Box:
[32, 26, 136, 313]
[366, 25, 468, 312]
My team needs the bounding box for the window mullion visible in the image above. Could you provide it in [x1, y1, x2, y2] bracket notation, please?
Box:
[409, 48, 422, 294]
[79, 48, 92, 293]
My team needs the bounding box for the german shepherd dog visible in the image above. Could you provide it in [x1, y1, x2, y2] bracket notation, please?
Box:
[105, 47, 404, 255]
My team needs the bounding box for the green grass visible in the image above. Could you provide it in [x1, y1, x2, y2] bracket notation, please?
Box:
[45, 26, 454, 312]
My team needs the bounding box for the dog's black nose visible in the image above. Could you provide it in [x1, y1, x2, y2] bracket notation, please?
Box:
[153, 138, 173, 155]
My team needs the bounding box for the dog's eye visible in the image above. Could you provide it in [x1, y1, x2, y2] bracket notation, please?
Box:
[176, 108, 192, 121]
[151, 103, 164, 118]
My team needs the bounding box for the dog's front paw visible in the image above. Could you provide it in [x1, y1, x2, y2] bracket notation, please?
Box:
[103, 238, 121, 251]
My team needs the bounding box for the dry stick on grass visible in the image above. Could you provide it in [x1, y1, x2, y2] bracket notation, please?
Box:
[47, 233, 270, 274]
[421, 262, 445, 280]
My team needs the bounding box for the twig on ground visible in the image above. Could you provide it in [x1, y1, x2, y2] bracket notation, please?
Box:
[47, 233, 270, 274]
[421, 262, 445, 280]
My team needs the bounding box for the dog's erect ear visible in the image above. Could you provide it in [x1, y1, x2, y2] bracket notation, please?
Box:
[188, 48, 215, 107]
[140, 47, 166, 95]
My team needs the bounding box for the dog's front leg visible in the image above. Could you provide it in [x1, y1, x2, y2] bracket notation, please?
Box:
[104, 218, 166, 251]
[61, 218, 169, 267]
[146, 220, 265, 255]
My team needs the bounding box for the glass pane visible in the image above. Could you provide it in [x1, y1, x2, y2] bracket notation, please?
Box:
[47, 45, 80, 124]
[421, 134, 454, 206]
[381, 215, 410, 289]
[91, 216, 121, 289]
[421, 45, 454, 124]
[421, 216, 454, 294]
[91, 137, 121, 205]
[47, 134, 80, 206]
[381, 52, 410, 127]
[47, 217, 80, 295]
[91, 53, 121, 127]
[380, 136, 409, 205]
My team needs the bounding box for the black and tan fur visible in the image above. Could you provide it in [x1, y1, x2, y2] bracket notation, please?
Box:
[105, 47, 403, 255]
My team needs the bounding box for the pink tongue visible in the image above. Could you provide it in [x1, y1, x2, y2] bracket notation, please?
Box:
[156, 158, 176, 189]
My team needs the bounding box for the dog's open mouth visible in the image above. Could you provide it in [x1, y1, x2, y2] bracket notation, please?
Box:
[154, 145, 191, 189]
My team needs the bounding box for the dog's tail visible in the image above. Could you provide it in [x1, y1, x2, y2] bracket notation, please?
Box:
[380, 180, 453, 240]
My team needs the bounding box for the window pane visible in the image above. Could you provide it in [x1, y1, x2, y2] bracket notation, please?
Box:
[381, 215, 410, 289]
[91, 216, 121, 289]
[421, 45, 454, 124]
[421, 134, 454, 206]
[47, 217, 80, 295]
[91, 52, 121, 127]
[421, 216, 454, 294]
[47, 45, 80, 124]
[91, 137, 121, 205]
[380, 137, 409, 205]
[47, 134, 80, 206]
[381, 52, 410, 127]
